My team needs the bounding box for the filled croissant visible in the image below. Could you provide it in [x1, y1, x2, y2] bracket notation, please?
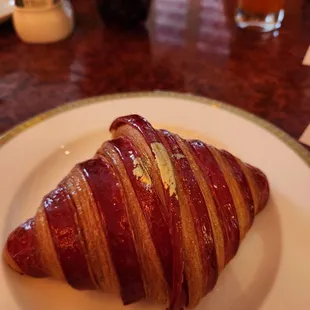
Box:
[4, 115, 269, 309]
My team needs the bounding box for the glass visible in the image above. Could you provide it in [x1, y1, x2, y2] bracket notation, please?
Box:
[97, 0, 152, 27]
[235, 0, 285, 32]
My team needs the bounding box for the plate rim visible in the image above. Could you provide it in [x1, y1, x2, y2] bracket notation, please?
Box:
[0, 91, 309, 166]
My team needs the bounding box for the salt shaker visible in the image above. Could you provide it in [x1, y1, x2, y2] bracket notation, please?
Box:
[13, 0, 74, 44]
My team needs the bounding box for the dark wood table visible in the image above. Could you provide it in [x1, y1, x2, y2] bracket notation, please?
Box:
[0, 0, 309, 146]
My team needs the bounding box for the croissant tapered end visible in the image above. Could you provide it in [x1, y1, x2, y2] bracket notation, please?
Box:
[3, 114, 270, 310]
[4, 244, 22, 275]
[248, 164, 270, 213]
[5, 218, 46, 278]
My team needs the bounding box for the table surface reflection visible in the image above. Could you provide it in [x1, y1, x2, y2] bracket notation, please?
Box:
[0, 0, 309, 144]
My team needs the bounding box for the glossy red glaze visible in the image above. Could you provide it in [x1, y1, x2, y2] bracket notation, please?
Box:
[158, 130, 218, 294]
[246, 164, 270, 212]
[109, 137, 173, 288]
[6, 218, 46, 278]
[110, 115, 186, 309]
[189, 141, 240, 265]
[110, 115, 169, 163]
[221, 150, 255, 226]
[80, 158, 145, 305]
[43, 187, 95, 290]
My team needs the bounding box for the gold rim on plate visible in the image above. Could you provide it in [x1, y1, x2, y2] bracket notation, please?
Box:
[0, 91, 309, 166]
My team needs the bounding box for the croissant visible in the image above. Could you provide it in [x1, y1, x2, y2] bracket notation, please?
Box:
[4, 115, 269, 309]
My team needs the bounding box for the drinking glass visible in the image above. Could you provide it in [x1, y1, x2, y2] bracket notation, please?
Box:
[235, 0, 285, 32]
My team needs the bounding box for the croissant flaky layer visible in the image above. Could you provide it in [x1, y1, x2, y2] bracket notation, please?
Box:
[4, 115, 269, 309]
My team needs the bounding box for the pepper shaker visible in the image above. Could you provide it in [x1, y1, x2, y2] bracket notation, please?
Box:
[97, 0, 152, 27]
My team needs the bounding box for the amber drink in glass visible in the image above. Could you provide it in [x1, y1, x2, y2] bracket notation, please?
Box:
[235, 0, 284, 32]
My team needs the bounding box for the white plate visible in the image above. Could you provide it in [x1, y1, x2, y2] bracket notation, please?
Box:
[0, 0, 13, 24]
[0, 92, 309, 310]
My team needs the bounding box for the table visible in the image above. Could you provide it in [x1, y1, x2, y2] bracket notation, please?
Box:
[0, 0, 309, 145]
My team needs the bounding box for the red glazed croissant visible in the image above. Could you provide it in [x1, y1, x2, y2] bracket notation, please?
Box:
[4, 115, 269, 309]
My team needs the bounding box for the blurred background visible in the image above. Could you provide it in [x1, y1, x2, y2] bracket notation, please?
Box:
[0, 0, 309, 145]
